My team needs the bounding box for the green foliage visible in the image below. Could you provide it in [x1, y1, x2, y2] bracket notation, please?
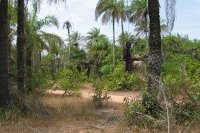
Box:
[32, 71, 49, 89]
[174, 103, 200, 123]
[123, 99, 155, 127]
[92, 80, 110, 108]
[0, 106, 21, 122]
[57, 66, 87, 91]
[105, 62, 145, 91]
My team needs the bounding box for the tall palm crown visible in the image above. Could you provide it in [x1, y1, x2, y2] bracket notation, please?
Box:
[63, 20, 72, 31]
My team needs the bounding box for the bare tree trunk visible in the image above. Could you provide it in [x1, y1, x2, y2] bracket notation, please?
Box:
[0, 0, 10, 107]
[112, 17, 116, 66]
[26, 47, 32, 93]
[67, 27, 71, 65]
[143, 0, 163, 115]
[121, 19, 125, 48]
[17, 0, 25, 92]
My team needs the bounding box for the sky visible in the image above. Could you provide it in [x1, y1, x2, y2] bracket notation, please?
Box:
[34, 0, 200, 41]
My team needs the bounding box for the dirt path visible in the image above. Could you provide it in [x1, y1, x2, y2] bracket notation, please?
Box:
[46, 83, 141, 103]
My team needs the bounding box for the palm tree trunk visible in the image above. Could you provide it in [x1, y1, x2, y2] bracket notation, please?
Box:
[148, 0, 162, 88]
[112, 17, 116, 66]
[143, 0, 163, 115]
[26, 47, 32, 93]
[17, 0, 25, 92]
[121, 19, 125, 48]
[67, 27, 71, 64]
[8, 8, 12, 79]
[0, 0, 10, 107]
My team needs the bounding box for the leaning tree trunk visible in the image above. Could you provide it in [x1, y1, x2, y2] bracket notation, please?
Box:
[17, 0, 25, 92]
[0, 0, 10, 107]
[112, 16, 116, 66]
[143, 0, 163, 115]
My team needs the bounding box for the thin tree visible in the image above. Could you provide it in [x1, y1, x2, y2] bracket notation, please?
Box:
[95, 0, 121, 66]
[118, 0, 128, 47]
[0, 0, 10, 107]
[63, 20, 72, 64]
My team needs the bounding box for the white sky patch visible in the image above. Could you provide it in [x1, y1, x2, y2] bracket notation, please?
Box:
[32, 0, 200, 41]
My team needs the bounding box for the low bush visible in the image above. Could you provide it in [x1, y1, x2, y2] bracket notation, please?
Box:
[105, 62, 145, 91]
[57, 66, 87, 92]
[92, 80, 110, 108]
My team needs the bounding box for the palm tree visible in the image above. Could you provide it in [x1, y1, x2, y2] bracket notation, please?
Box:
[25, 4, 62, 92]
[0, 0, 10, 107]
[128, 0, 148, 37]
[128, 0, 170, 36]
[63, 20, 72, 64]
[69, 31, 84, 48]
[142, 0, 164, 115]
[86, 28, 109, 77]
[95, 0, 124, 66]
[118, 0, 128, 47]
[86, 28, 106, 46]
[17, 0, 25, 92]
[118, 32, 135, 47]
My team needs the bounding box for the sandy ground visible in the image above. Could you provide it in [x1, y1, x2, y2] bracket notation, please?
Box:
[46, 83, 141, 103]
[1, 84, 200, 133]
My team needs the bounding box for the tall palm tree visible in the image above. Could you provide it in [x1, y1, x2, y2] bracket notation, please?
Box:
[0, 0, 10, 107]
[95, 0, 123, 66]
[63, 20, 72, 64]
[17, 0, 25, 92]
[148, 0, 162, 88]
[118, 0, 128, 47]
[142, 0, 164, 115]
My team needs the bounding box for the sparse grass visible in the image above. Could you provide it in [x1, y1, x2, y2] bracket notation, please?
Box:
[1, 94, 200, 133]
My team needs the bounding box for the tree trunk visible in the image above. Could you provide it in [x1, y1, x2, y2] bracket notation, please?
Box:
[26, 47, 32, 93]
[143, 0, 163, 115]
[17, 0, 25, 92]
[0, 0, 10, 107]
[121, 19, 124, 48]
[67, 27, 71, 65]
[112, 17, 116, 66]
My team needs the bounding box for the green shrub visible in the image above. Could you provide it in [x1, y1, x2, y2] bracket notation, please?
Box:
[32, 71, 49, 89]
[123, 99, 155, 128]
[105, 62, 145, 91]
[57, 66, 86, 92]
[174, 103, 200, 123]
[92, 80, 110, 108]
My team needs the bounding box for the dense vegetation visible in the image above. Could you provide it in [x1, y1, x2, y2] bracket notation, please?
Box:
[0, 0, 200, 132]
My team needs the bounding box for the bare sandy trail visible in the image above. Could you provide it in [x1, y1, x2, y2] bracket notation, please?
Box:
[46, 84, 141, 103]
